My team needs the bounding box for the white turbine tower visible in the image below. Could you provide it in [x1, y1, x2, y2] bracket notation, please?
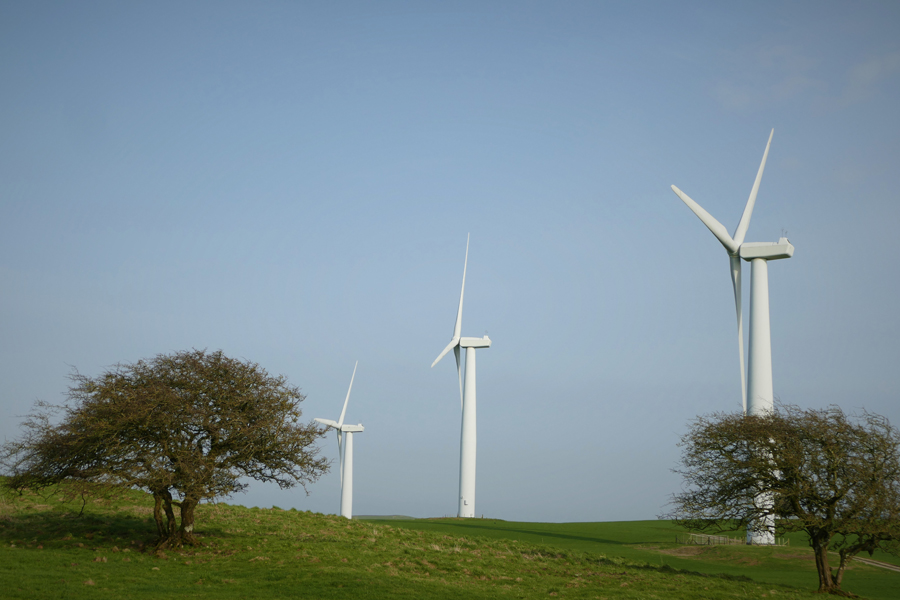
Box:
[314, 361, 364, 520]
[671, 129, 794, 545]
[431, 234, 491, 518]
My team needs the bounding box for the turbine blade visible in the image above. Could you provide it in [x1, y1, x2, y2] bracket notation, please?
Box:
[671, 185, 739, 254]
[431, 337, 459, 368]
[315, 418, 338, 429]
[337, 430, 343, 491]
[730, 256, 747, 415]
[454, 345, 462, 410]
[733, 129, 774, 246]
[453, 234, 469, 340]
[337, 361, 357, 428]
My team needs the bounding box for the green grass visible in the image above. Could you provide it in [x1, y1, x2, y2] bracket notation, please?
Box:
[368, 517, 900, 600]
[0, 484, 891, 599]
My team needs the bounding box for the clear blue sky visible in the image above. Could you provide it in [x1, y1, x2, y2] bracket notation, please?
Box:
[2, 1, 898, 522]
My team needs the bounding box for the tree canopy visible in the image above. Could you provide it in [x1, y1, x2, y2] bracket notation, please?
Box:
[664, 404, 900, 595]
[2, 349, 329, 548]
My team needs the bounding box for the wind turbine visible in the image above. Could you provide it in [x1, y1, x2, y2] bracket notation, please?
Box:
[314, 361, 364, 519]
[671, 129, 794, 545]
[431, 234, 491, 518]
[670, 129, 794, 416]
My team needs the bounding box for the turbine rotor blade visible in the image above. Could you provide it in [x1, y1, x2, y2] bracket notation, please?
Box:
[671, 185, 739, 254]
[337, 430, 343, 491]
[730, 255, 747, 415]
[454, 345, 462, 410]
[315, 418, 338, 429]
[453, 234, 469, 340]
[733, 129, 774, 246]
[337, 361, 358, 428]
[431, 337, 459, 368]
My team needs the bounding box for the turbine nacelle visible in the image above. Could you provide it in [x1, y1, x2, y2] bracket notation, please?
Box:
[432, 335, 491, 369]
[314, 418, 365, 433]
[740, 238, 794, 261]
[460, 335, 491, 348]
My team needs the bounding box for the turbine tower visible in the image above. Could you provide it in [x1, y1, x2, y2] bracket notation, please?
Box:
[671, 129, 794, 544]
[314, 361, 364, 519]
[431, 234, 491, 518]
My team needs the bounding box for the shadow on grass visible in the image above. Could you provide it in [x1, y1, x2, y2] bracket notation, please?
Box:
[0, 507, 157, 548]
[398, 519, 640, 548]
[0, 503, 236, 550]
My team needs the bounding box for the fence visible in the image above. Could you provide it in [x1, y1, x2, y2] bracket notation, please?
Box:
[676, 533, 789, 546]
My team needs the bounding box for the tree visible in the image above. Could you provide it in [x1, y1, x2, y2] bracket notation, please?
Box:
[663, 404, 900, 596]
[2, 349, 329, 548]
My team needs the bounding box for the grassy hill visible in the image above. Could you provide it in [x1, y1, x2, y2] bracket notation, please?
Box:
[0, 484, 894, 599]
[370, 517, 900, 600]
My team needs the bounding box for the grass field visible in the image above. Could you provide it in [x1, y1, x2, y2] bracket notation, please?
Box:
[369, 517, 900, 600]
[0, 483, 896, 599]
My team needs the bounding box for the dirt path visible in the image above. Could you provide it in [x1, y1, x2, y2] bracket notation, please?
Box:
[851, 556, 900, 573]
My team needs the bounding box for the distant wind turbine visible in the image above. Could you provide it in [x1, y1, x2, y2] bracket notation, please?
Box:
[432, 235, 491, 518]
[315, 361, 364, 519]
[671, 129, 794, 545]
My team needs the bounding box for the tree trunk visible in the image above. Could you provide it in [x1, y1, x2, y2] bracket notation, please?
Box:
[176, 493, 201, 547]
[152, 488, 179, 549]
[813, 539, 835, 592]
[160, 489, 177, 539]
[834, 550, 850, 590]
[152, 492, 165, 539]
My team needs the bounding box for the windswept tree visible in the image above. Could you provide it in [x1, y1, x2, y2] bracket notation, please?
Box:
[664, 404, 900, 595]
[2, 349, 329, 548]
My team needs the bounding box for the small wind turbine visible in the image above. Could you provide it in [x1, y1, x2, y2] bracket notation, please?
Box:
[671, 129, 794, 545]
[315, 361, 364, 519]
[432, 234, 491, 518]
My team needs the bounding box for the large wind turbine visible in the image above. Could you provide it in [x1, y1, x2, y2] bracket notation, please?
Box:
[314, 362, 364, 519]
[671, 129, 772, 415]
[671, 130, 794, 545]
[431, 234, 491, 518]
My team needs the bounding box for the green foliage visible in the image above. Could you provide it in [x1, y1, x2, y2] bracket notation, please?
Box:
[0, 482, 820, 600]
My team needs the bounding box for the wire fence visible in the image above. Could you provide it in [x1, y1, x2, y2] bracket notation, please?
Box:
[676, 533, 789, 546]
